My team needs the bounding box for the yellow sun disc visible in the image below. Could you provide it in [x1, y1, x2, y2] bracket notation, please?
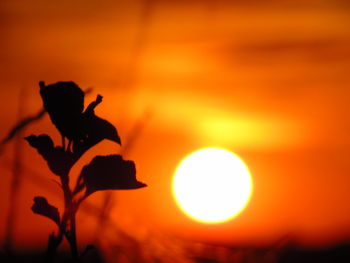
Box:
[172, 148, 253, 224]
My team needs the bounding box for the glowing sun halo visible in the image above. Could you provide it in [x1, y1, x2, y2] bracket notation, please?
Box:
[172, 148, 253, 224]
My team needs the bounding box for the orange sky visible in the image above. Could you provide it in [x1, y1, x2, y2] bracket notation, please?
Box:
[1, 0, 350, 252]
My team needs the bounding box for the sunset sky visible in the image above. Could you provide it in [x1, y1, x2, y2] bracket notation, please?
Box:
[1, 0, 350, 255]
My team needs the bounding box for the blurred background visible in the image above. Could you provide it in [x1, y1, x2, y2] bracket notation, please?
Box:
[1, 0, 350, 262]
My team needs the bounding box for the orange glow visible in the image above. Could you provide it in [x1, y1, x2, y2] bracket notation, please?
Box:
[1, 1, 350, 261]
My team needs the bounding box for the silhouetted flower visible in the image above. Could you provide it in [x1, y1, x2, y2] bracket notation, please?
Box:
[39, 81, 85, 141]
[25, 134, 75, 176]
[81, 155, 146, 195]
[31, 196, 60, 226]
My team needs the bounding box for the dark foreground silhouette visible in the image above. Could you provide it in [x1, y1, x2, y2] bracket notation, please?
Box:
[24, 81, 146, 262]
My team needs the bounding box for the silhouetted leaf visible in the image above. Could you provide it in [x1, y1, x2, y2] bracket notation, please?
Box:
[25, 134, 54, 152]
[84, 114, 121, 144]
[81, 155, 146, 195]
[40, 81, 85, 140]
[31, 196, 60, 226]
[25, 134, 75, 176]
[73, 95, 121, 156]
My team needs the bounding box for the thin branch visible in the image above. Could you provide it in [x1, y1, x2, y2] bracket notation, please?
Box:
[0, 109, 45, 154]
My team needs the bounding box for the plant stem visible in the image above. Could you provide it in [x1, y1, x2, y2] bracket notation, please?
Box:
[44, 232, 63, 263]
[44, 174, 71, 262]
[69, 208, 79, 261]
[54, 170, 81, 262]
[61, 177, 80, 261]
[45, 137, 83, 262]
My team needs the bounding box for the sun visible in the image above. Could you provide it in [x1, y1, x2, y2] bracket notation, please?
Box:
[172, 148, 253, 224]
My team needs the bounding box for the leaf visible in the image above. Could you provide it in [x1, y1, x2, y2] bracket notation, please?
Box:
[25, 134, 75, 176]
[73, 116, 121, 156]
[84, 114, 121, 144]
[39, 81, 85, 140]
[73, 95, 121, 157]
[81, 155, 146, 195]
[31, 196, 60, 226]
[25, 134, 54, 153]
